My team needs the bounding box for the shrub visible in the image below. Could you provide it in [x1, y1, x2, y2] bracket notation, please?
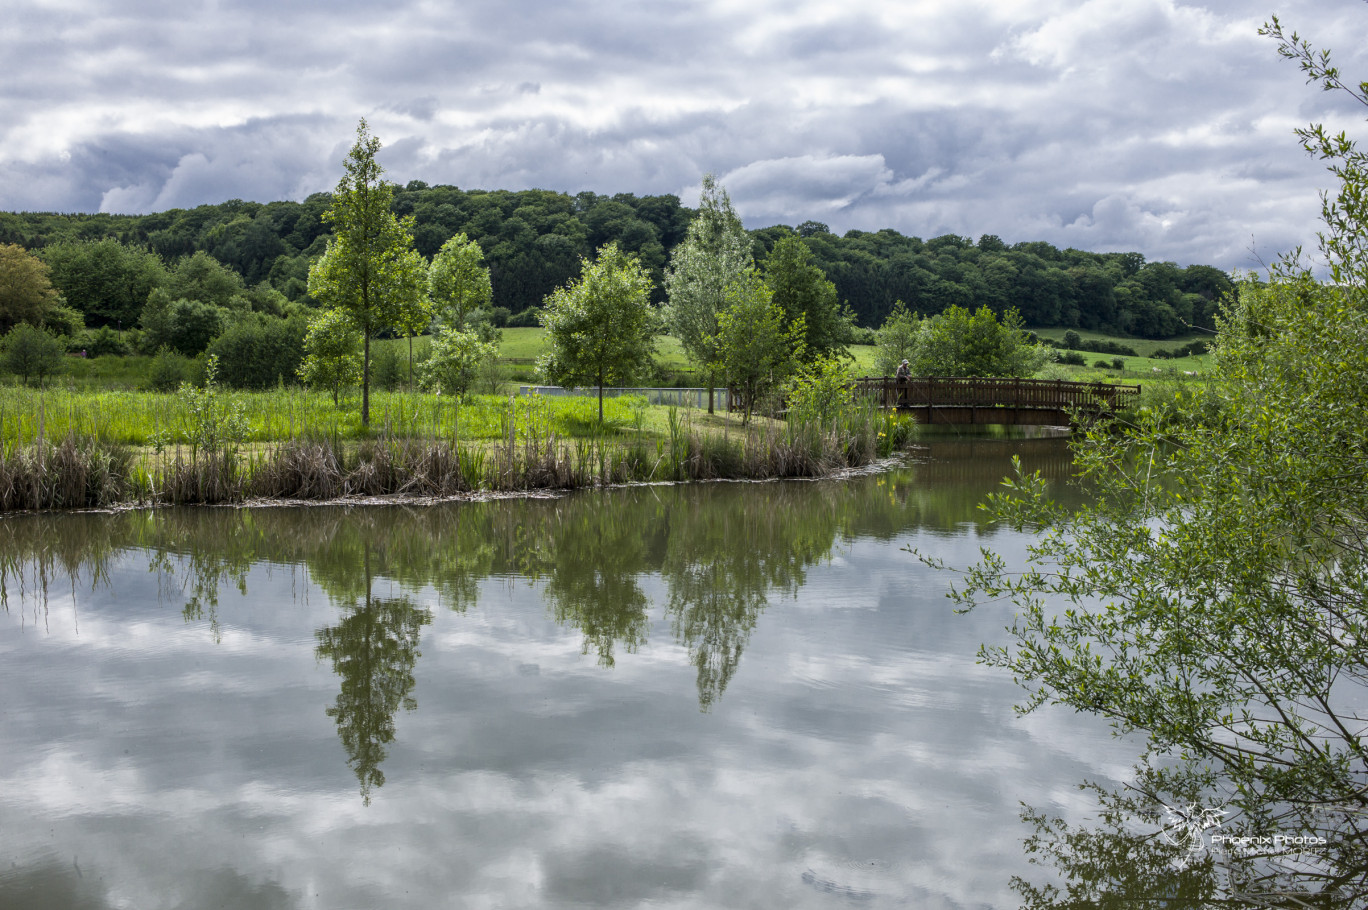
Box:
[1056, 351, 1086, 366]
[507, 307, 542, 328]
[139, 289, 227, 356]
[205, 315, 306, 389]
[1111, 358, 1125, 371]
[80, 325, 130, 358]
[146, 347, 189, 392]
[420, 328, 498, 399]
[786, 354, 853, 426]
[298, 309, 362, 404]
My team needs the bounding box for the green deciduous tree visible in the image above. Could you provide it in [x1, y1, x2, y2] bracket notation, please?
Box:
[928, 19, 1368, 907]
[538, 242, 657, 422]
[298, 308, 363, 405]
[907, 304, 1047, 377]
[762, 233, 852, 363]
[139, 289, 227, 356]
[664, 175, 753, 413]
[308, 119, 426, 425]
[40, 238, 167, 329]
[205, 314, 306, 390]
[0, 243, 61, 333]
[419, 328, 497, 400]
[873, 300, 920, 377]
[713, 270, 804, 424]
[428, 232, 493, 330]
[2, 323, 66, 387]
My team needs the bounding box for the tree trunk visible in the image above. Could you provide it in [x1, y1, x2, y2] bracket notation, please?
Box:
[362, 333, 371, 426]
[707, 370, 715, 415]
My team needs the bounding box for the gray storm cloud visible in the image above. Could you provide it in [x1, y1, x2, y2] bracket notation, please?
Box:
[1, 0, 1364, 271]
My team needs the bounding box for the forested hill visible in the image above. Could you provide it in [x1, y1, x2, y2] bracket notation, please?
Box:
[0, 183, 1233, 338]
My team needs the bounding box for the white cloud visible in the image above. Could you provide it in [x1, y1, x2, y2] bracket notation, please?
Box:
[1, 1, 1366, 267]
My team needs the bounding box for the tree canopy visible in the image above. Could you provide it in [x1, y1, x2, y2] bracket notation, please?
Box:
[538, 242, 657, 422]
[664, 175, 753, 412]
[904, 304, 1048, 378]
[6, 184, 1232, 341]
[760, 233, 851, 362]
[0, 243, 61, 333]
[713, 269, 803, 424]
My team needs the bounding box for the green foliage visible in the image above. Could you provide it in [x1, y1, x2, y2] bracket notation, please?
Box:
[40, 238, 167, 329]
[664, 175, 753, 411]
[420, 328, 498, 399]
[80, 325, 129, 358]
[933, 20, 1368, 905]
[176, 355, 248, 460]
[785, 354, 853, 426]
[139, 288, 227, 356]
[45, 305, 85, 339]
[761, 233, 852, 362]
[166, 250, 245, 311]
[308, 119, 427, 425]
[427, 232, 492, 330]
[4, 187, 1236, 338]
[873, 300, 920, 377]
[146, 347, 189, 392]
[371, 344, 404, 392]
[2, 323, 66, 387]
[908, 305, 1049, 377]
[0, 243, 61, 332]
[714, 270, 804, 423]
[298, 308, 363, 404]
[204, 315, 306, 390]
[538, 242, 658, 421]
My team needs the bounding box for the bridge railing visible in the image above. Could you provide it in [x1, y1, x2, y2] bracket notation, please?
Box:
[853, 376, 1140, 413]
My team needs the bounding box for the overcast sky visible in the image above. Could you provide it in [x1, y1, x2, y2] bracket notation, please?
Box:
[4, 1, 1367, 272]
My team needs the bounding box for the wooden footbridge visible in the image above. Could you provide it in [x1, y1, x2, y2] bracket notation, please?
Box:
[851, 376, 1140, 427]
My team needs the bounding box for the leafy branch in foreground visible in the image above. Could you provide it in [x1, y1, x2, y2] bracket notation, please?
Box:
[919, 17, 1368, 904]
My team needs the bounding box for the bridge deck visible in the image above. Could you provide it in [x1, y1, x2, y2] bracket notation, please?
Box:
[855, 377, 1140, 426]
[726, 377, 1140, 426]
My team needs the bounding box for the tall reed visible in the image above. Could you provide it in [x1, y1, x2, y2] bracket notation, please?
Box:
[0, 391, 913, 510]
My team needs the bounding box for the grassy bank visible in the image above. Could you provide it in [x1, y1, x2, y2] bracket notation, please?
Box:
[0, 388, 919, 511]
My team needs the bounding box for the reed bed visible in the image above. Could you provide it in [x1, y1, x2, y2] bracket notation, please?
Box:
[0, 389, 918, 511]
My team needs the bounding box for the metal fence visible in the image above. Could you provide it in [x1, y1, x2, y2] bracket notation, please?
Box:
[518, 386, 728, 409]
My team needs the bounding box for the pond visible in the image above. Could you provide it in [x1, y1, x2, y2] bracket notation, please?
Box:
[0, 435, 1140, 909]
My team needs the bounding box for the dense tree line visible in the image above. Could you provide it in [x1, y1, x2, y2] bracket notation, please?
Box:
[1, 190, 1231, 341]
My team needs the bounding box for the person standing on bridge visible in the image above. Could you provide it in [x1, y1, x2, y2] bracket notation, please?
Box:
[895, 359, 910, 406]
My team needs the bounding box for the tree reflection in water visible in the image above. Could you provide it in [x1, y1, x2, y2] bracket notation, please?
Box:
[0, 440, 1081, 801]
[1014, 771, 1366, 909]
[314, 543, 432, 804]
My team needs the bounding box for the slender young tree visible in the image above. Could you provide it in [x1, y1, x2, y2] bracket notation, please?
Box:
[428, 233, 493, 331]
[538, 242, 657, 422]
[664, 175, 752, 413]
[713, 270, 804, 424]
[298, 308, 363, 405]
[308, 119, 425, 425]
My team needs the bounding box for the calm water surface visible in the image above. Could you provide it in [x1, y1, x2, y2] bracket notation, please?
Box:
[0, 436, 1138, 909]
